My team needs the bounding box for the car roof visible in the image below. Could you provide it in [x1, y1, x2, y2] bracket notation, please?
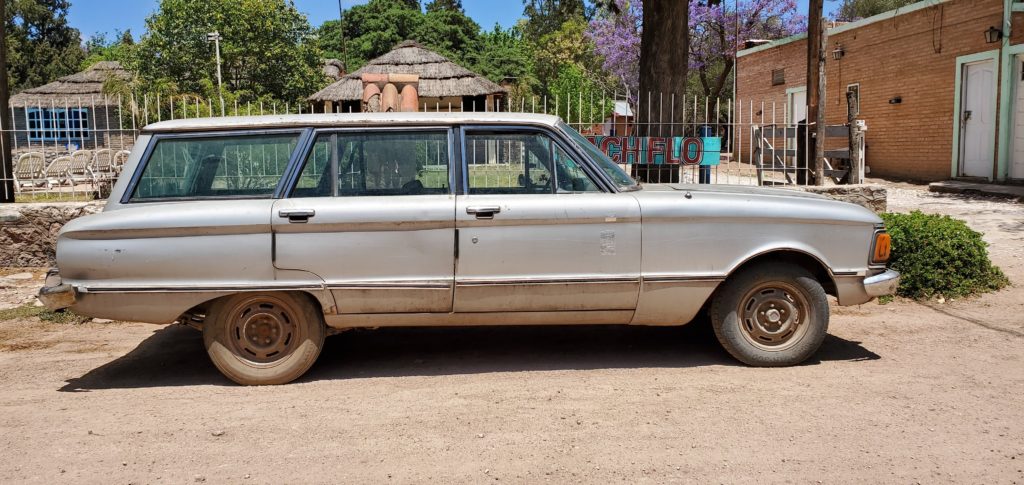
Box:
[141, 112, 563, 133]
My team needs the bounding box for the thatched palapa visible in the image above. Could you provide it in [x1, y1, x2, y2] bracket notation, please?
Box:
[10, 61, 131, 107]
[308, 41, 505, 112]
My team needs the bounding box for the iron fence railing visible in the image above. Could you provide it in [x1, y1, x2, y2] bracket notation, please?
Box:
[1, 91, 861, 202]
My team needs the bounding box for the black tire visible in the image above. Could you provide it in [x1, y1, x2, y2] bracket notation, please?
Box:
[203, 292, 325, 385]
[710, 262, 829, 366]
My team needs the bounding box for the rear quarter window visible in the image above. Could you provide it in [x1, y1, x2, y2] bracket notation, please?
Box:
[131, 132, 300, 200]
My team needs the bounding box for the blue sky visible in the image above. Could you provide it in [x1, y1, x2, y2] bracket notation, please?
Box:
[67, 1, 834, 41]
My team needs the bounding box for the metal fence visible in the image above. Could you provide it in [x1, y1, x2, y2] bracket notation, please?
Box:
[1, 91, 862, 202]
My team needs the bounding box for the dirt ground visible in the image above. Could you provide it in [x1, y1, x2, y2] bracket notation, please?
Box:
[1, 182, 1023, 484]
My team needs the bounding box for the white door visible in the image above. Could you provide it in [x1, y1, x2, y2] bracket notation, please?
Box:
[960, 60, 995, 178]
[788, 87, 807, 123]
[1012, 55, 1024, 180]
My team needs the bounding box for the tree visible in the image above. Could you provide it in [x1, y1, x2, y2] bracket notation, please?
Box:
[132, 0, 322, 103]
[587, 0, 640, 99]
[548, 64, 614, 125]
[81, 30, 135, 68]
[590, 0, 803, 102]
[470, 23, 533, 84]
[425, 0, 462, 12]
[414, 4, 481, 64]
[521, 0, 586, 43]
[319, 0, 423, 71]
[4, 0, 84, 91]
[689, 0, 804, 99]
[531, 17, 606, 89]
[835, 0, 917, 21]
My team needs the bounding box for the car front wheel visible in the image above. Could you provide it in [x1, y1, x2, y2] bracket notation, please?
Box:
[710, 262, 829, 366]
[203, 292, 325, 385]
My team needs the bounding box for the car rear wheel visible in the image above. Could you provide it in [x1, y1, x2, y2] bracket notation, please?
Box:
[710, 262, 829, 366]
[203, 292, 325, 385]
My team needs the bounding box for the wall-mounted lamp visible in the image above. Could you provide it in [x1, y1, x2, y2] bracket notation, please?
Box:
[888, 96, 902, 105]
[832, 44, 845, 60]
[985, 26, 1003, 44]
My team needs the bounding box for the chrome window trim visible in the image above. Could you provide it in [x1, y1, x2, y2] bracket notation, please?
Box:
[120, 128, 310, 204]
[283, 125, 457, 198]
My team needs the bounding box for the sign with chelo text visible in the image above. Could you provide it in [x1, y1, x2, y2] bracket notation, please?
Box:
[585, 136, 721, 166]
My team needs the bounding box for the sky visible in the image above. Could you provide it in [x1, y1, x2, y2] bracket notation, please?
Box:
[67, 0, 837, 42]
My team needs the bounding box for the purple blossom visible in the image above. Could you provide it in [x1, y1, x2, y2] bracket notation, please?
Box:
[587, 0, 806, 97]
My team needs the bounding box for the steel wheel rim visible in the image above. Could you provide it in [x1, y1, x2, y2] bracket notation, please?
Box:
[227, 296, 299, 364]
[737, 282, 811, 351]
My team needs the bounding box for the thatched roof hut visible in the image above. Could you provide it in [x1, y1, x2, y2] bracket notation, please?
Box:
[10, 61, 131, 107]
[308, 41, 505, 112]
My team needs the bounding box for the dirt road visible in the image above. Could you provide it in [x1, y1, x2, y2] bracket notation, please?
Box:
[1, 184, 1022, 484]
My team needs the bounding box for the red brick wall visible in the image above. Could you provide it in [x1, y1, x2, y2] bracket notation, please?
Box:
[737, 0, 1005, 181]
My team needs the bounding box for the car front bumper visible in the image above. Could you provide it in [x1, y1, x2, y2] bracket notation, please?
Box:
[37, 269, 77, 311]
[863, 269, 901, 298]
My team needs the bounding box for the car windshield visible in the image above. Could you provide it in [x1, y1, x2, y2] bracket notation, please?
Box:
[557, 121, 639, 191]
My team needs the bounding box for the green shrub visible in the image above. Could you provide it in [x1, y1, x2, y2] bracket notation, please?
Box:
[880, 211, 1009, 299]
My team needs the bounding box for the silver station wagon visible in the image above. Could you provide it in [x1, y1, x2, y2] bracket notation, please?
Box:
[39, 113, 899, 385]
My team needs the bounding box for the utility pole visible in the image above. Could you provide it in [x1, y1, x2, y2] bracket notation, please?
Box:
[0, 0, 14, 202]
[807, 0, 826, 185]
[338, 0, 348, 73]
[206, 31, 224, 116]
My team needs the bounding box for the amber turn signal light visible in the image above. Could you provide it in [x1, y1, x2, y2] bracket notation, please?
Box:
[872, 232, 891, 264]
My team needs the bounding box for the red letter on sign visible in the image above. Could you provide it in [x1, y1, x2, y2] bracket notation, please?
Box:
[682, 138, 703, 165]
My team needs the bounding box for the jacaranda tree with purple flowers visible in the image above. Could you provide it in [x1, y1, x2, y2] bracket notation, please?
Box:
[588, 0, 805, 101]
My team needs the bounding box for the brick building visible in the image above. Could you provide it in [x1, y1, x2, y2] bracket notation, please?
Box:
[736, 0, 1024, 182]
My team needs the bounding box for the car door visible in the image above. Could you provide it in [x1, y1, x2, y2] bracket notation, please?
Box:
[454, 126, 641, 314]
[272, 128, 456, 314]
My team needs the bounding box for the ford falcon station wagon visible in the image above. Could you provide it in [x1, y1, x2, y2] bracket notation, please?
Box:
[39, 112, 899, 385]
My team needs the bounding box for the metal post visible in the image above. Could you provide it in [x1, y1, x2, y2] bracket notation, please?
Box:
[207, 31, 225, 116]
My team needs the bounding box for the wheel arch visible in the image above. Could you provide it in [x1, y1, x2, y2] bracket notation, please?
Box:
[723, 248, 838, 297]
[179, 289, 330, 330]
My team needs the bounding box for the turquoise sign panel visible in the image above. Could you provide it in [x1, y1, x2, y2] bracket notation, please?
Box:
[586, 136, 722, 165]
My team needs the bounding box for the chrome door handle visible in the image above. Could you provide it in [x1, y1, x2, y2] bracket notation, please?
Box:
[278, 208, 315, 223]
[466, 205, 501, 219]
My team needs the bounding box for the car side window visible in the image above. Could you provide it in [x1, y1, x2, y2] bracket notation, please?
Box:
[131, 133, 300, 200]
[294, 131, 450, 197]
[465, 131, 600, 194]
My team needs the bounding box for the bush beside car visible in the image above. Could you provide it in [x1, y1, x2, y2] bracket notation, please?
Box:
[881, 211, 1009, 300]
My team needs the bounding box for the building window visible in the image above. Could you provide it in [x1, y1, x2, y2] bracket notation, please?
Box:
[846, 83, 860, 117]
[26, 108, 90, 142]
[771, 68, 785, 86]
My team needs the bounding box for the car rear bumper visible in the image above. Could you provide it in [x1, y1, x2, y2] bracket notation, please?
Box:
[863, 269, 901, 298]
[37, 269, 77, 311]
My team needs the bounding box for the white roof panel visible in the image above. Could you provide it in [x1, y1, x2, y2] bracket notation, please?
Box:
[142, 112, 562, 133]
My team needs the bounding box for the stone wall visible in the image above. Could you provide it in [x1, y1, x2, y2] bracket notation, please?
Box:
[799, 184, 887, 213]
[0, 202, 105, 267]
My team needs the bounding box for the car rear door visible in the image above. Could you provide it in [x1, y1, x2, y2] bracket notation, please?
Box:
[272, 128, 456, 314]
[453, 126, 641, 314]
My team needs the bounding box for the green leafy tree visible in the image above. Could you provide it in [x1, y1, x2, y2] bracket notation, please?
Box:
[414, 4, 481, 64]
[470, 24, 533, 84]
[531, 17, 609, 91]
[81, 30, 135, 68]
[834, 0, 917, 21]
[4, 0, 85, 91]
[319, 0, 481, 71]
[425, 0, 462, 12]
[131, 0, 323, 103]
[548, 64, 613, 124]
[319, 0, 424, 71]
[521, 0, 587, 43]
